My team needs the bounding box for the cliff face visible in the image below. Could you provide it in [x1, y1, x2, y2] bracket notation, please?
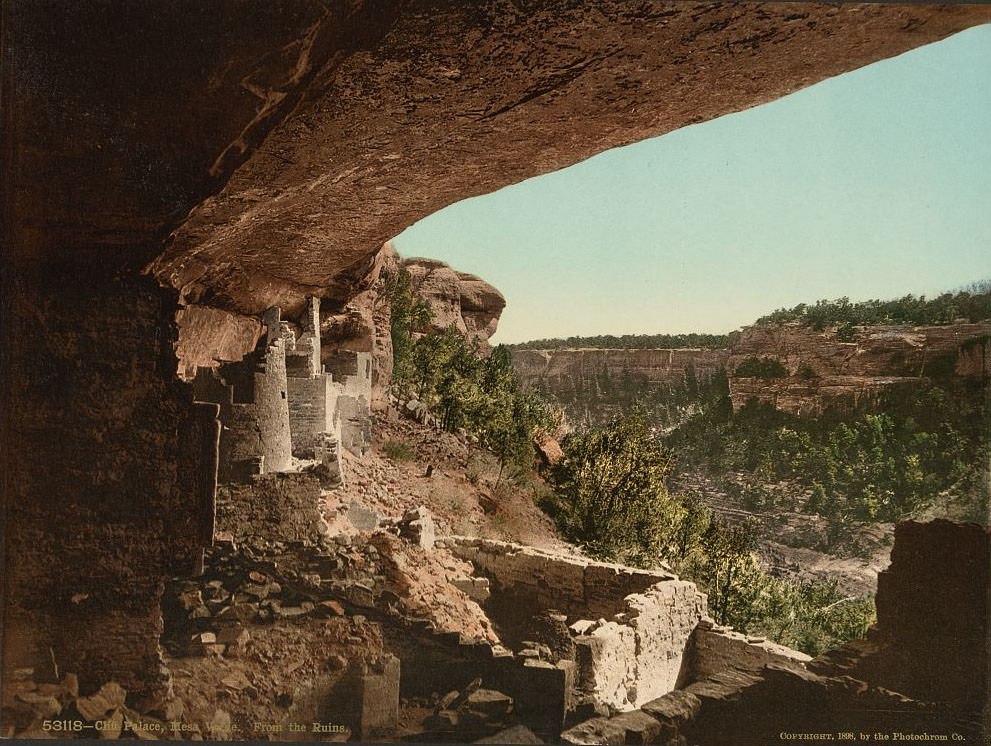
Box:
[513, 348, 729, 426]
[726, 322, 991, 415]
[513, 322, 991, 423]
[7, 0, 991, 709]
[404, 258, 506, 347]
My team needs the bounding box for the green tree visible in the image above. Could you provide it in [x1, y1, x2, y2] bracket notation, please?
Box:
[548, 411, 679, 563]
[385, 268, 430, 383]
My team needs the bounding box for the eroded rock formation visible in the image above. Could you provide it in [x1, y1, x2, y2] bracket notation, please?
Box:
[726, 321, 991, 415]
[147, 2, 991, 321]
[513, 347, 730, 425]
[513, 321, 991, 425]
[404, 257, 506, 347]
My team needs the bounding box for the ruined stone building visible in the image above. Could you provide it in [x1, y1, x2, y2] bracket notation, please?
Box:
[3, 1, 990, 742]
[192, 298, 372, 487]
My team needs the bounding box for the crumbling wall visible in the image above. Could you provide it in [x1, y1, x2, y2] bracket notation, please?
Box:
[287, 374, 336, 457]
[215, 473, 325, 543]
[285, 297, 340, 459]
[325, 350, 374, 456]
[682, 622, 810, 683]
[561, 520, 990, 745]
[563, 663, 946, 746]
[572, 581, 706, 709]
[444, 538, 708, 711]
[193, 310, 292, 482]
[446, 538, 674, 620]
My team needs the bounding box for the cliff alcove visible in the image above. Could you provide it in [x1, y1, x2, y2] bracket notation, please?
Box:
[3, 1, 990, 741]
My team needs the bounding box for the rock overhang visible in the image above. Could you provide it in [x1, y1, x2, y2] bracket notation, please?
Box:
[138, 2, 991, 320]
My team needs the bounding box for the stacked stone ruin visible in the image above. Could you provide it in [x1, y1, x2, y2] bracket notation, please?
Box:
[193, 297, 372, 489]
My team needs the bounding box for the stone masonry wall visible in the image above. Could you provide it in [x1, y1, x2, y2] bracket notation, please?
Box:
[573, 581, 706, 709]
[444, 538, 709, 711]
[683, 623, 810, 683]
[285, 297, 339, 458]
[325, 350, 374, 456]
[287, 374, 336, 457]
[445, 537, 675, 620]
[215, 472, 325, 543]
[193, 315, 293, 483]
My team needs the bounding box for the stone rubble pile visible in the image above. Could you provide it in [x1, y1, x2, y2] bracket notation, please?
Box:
[423, 677, 519, 740]
[165, 511, 498, 663]
[1, 668, 193, 740]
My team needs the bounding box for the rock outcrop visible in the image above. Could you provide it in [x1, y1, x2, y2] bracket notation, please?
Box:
[513, 347, 730, 426]
[147, 3, 991, 321]
[513, 321, 991, 424]
[404, 257, 506, 348]
[726, 321, 991, 415]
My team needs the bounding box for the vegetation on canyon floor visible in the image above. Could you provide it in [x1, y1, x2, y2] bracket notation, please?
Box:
[387, 271, 988, 656]
[540, 410, 876, 655]
[667, 371, 989, 526]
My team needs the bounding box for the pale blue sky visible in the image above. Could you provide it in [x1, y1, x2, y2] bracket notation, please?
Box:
[394, 25, 991, 344]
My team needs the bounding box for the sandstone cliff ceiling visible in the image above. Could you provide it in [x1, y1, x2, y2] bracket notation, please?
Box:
[8, 1, 990, 318]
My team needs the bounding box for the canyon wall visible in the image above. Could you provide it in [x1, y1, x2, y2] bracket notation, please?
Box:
[726, 321, 991, 415]
[512, 348, 729, 426]
[514, 321, 991, 424]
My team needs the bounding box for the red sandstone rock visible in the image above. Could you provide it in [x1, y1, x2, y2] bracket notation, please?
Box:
[404, 258, 506, 348]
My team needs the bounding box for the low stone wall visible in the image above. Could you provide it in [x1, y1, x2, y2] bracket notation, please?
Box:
[444, 537, 675, 620]
[215, 472, 324, 543]
[443, 538, 708, 711]
[563, 519, 990, 745]
[573, 580, 706, 708]
[683, 622, 810, 683]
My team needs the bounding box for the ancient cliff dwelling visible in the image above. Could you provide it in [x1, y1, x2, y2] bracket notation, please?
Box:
[2, 2, 990, 744]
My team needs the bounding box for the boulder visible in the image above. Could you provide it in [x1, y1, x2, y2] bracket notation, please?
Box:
[398, 506, 436, 550]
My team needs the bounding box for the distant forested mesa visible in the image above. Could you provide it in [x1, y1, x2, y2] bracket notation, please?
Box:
[510, 284, 991, 350]
[508, 333, 730, 351]
[756, 284, 991, 329]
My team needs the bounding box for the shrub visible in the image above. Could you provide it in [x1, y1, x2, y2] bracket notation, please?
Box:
[734, 356, 788, 379]
[547, 411, 678, 562]
[382, 440, 415, 461]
